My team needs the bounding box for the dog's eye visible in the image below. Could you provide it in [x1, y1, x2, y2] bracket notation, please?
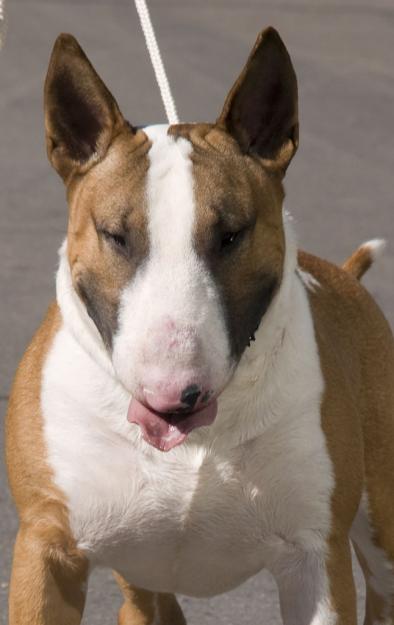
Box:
[102, 230, 127, 250]
[220, 230, 242, 251]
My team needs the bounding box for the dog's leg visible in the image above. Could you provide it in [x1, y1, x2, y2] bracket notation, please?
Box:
[352, 509, 394, 625]
[114, 572, 186, 625]
[8, 525, 88, 625]
[272, 537, 357, 625]
[353, 544, 394, 625]
[351, 493, 394, 625]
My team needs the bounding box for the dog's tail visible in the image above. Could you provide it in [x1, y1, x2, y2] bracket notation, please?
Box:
[342, 239, 386, 280]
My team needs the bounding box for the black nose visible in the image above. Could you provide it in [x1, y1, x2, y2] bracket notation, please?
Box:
[181, 384, 201, 409]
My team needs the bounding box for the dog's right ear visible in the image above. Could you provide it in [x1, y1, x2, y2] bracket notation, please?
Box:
[44, 34, 129, 182]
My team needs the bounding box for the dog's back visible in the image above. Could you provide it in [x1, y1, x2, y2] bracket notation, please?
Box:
[299, 248, 394, 614]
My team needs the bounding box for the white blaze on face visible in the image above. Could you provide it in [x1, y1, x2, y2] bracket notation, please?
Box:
[112, 125, 231, 410]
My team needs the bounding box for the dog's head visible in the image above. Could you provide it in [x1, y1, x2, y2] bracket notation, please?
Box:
[45, 28, 298, 451]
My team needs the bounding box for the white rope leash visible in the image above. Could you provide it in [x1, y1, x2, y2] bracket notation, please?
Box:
[134, 0, 179, 125]
[0, 0, 6, 49]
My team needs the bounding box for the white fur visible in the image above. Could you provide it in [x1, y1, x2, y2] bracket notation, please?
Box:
[41, 126, 338, 621]
[276, 551, 337, 625]
[43, 209, 336, 614]
[361, 238, 386, 261]
[296, 268, 320, 292]
[112, 124, 231, 400]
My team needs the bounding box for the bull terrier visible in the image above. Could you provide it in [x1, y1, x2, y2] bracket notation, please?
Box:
[6, 27, 394, 625]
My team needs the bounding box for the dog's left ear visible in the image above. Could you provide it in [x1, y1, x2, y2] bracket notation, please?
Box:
[217, 27, 298, 173]
[44, 33, 128, 182]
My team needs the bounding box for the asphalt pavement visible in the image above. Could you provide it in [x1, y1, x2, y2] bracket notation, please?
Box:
[1, 1, 393, 622]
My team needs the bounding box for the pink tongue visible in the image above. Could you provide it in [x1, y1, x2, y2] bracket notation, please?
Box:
[127, 398, 218, 452]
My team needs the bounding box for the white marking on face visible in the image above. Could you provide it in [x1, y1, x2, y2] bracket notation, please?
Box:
[112, 125, 231, 403]
[146, 124, 195, 262]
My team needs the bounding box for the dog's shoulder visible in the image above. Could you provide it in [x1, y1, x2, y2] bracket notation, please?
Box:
[8, 301, 61, 406]
[6, 301, 63, 511]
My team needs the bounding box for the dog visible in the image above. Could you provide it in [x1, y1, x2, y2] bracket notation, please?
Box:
[6, 27, 394, 625]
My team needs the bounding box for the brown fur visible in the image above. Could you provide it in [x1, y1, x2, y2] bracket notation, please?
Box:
[170, 122, 286, 356]
[6, 26, 394, 625]
[342, 244, 377, 280]
[183, 27, 298, 355]
[66, 128, 151, 348]
[300, 251, 394, 622]
[6, 304, 89, 624]
[6, 304, 185, 625]
[6, 31, 193, 625]
[114, 573, 186, 625]
[45, 33, 153, 350]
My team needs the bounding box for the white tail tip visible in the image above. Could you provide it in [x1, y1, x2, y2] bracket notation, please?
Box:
[362, 238, 387, 261]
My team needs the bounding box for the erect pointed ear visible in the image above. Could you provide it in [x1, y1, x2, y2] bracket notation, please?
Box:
[217, 27, 298, 173]
[44, 34, 129, 181]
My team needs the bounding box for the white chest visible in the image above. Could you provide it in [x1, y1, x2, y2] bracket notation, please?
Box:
[42, 268, 334, 597]
[42, 328, 333, 597]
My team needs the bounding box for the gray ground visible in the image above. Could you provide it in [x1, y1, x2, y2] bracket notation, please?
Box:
[1, 0, 393, 622]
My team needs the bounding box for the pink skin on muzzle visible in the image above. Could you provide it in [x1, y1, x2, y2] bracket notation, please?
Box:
[123, 318, 223, 450]
[127, 384, 218, 452]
